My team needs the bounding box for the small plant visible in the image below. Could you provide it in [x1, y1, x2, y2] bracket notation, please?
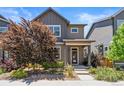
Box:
[56, 60, 64, 68]
[89, 67, 97, 74]
[0, 59, 17, 72]
[11, 68, 28, 79]
[64, 65, 74, 78]
[0, 68, 5, 75]
[42, 60, 64, 69]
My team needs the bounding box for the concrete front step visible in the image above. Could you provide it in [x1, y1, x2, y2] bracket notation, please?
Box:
[74, 70, 89, 75]
[74, 69, 88, 71]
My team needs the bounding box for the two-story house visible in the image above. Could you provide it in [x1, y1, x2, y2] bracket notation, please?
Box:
[32, 8, 95, 66]
[0, 15, 9, 59]
[86, 8, 124, 56]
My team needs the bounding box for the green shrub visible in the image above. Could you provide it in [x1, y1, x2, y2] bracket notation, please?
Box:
[11, 68, 28, 79]
[42, 60, 64, 69]
[56, 60, 64, 68]
[64, 65, 74, 78]
[89, 67, 97, 74]
[91, 67, 124, 82]
[116, 71, 124, 80]
[0, 68, 5, 75]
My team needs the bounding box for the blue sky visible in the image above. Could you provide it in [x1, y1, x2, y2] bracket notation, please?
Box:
[0, 7, 121, 36]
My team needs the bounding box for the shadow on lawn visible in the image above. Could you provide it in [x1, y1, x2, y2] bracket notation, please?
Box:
[9, 73, 65, 85]
[23, 74, 65, 85]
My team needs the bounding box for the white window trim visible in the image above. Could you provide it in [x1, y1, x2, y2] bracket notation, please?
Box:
[71, 27, 79, 33]
[70, 47, 79, 65]
[0, 27, 8, 32]
[48, 25, 61, 37]
[55, 46, 61, 60]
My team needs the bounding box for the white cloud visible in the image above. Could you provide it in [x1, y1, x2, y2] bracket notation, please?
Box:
[0, 8, 19, 15]
[20, 8, 33, 20]
[0, 8, 33, 23]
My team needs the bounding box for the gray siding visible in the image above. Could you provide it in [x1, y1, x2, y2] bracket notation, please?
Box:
[0, 20, 8, 27]
[36, 10, 68, 42]
[87, 10, 124, 39]
[66, 25, 84, 39]
[114, 10, 124, 34]
[35, 10, 84, 41]
[86, 19, 112, 39]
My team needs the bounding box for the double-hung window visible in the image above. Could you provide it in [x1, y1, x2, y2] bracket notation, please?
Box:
[48, 25, 61, 37]
[0, 27, 8, 32]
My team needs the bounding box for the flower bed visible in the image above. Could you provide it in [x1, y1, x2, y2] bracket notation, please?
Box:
[89, 67, 124, 82]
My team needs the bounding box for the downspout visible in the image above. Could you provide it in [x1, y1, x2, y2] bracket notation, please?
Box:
[111, 17, 116, 67]
[111, 17, 115, 36]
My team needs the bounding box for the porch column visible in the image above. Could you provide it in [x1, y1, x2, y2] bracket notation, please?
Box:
[88, 45, 91, 67]
[64, 45, 68, 66]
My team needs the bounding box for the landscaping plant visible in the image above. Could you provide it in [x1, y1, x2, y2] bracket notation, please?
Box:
[0, 67, 5, 75]
[64, 65, 75, 78]
[107, 24, 124, 61]
[89, 67, 124, 82]
[2, 18, 57, 68]
[0, 59, 17, 72]
[89, 67, 97, 74]
[42, 60, 64, 69]
[11, 68, 28, 79]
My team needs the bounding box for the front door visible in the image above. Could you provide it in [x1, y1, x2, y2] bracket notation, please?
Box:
[71, 47, 79, 65]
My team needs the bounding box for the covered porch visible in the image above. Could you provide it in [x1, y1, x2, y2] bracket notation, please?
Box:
[63, 39, 95, 66]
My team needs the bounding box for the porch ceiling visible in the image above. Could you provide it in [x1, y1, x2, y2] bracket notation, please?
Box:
[63, 39, 95, 46]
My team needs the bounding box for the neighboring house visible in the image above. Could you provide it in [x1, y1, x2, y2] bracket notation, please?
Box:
[0, 15, 9, 59]
[86, 8, 124, 56]
[32, 8, 95, 66]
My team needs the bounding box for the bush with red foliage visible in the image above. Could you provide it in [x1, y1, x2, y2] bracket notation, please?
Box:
[0, 59, 17, 72]
[2, 18, 56, 68]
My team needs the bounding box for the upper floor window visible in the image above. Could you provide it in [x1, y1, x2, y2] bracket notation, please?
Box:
[48, 25, 61, 37]
[71, 28, 78, 33]
[0, 27, 8, 32]
[117, 20, 124, 28]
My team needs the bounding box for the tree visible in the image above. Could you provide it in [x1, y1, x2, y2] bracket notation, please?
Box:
[2, 18, 57, 66]
[107, 24, 124, 61]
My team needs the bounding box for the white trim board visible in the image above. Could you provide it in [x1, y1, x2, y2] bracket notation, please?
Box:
[48, 25, 61, 37]
[71, 27, 79, 33]
[55, 45, 61, 60]
[70, 47, 79, 65]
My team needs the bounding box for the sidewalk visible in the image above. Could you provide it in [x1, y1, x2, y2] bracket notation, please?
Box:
[0, 79, 124, 86]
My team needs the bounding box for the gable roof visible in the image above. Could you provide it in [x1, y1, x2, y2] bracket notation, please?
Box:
[32, 7, 70, 24]
[0, 14, 9, 23]
[86, 8, 124, 39]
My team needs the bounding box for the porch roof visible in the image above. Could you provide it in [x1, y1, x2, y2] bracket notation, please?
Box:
[63, 39, 95, 46]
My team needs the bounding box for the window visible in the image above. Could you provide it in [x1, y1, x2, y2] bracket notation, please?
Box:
[105, 47, 108, 51]
[117, 20, 124, 28]
[71, 28, 78, 33]
[0, 27, 8, 32]
[97, 44, 104, 55]
[48, 25, 61, 37]
[54, 46, 61, 60]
